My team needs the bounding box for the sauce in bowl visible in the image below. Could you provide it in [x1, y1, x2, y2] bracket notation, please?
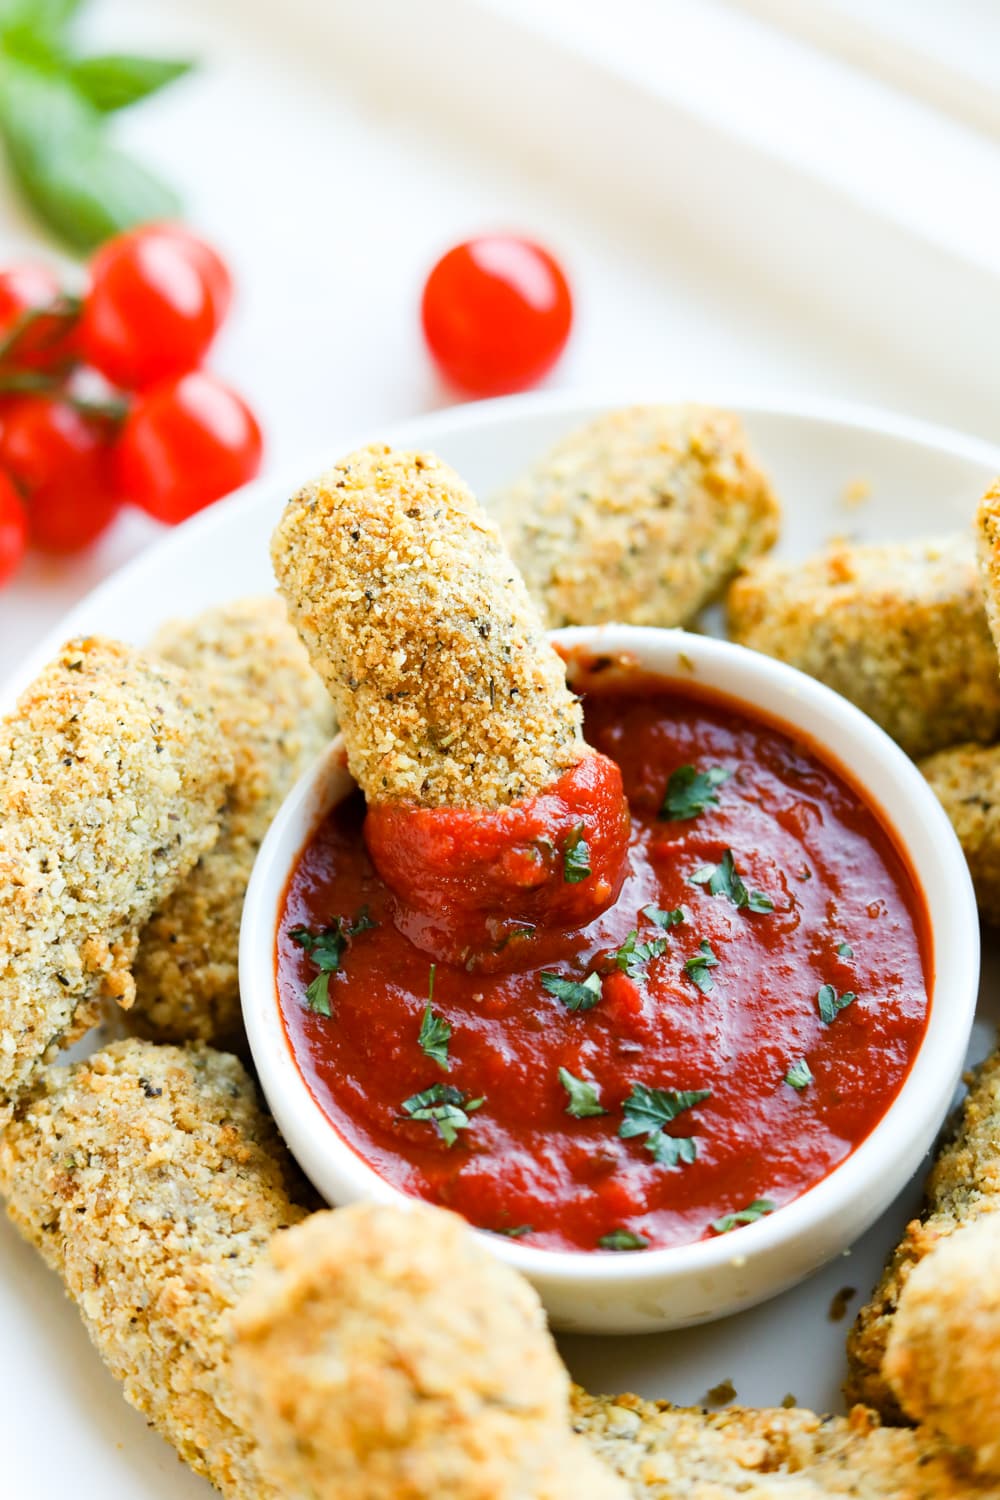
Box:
[276, 676, 931, 1254]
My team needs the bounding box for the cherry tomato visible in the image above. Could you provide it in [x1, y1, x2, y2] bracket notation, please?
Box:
[0, 264, 78, 374]
[114, 371, 262, 525]
[0, 397, 120, 553]
[80, 224, 233, 390]
[421, 235, 573, 396]
[0, 471, 27, 584]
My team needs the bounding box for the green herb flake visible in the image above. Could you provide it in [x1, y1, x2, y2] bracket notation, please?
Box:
[418, 998, 451, 1072]
[289, 909, 376, 1017]
[495, 1224, 533, 1238]
[558, 1066, 607, 1118]
[711, 1198, 776, 1234]
[620, 1081, 709, 1169]
[643, 904, 686, 931]
[837, 941, 854, 959]
[541, 969, 603, 1012]
[817, 984, 856, 1025]
[613, 928, 668, 980]
[684, 939, 719, 993]
[400, 1083, 484, 1147]
[562, 823, 591, 883]
[784, 1058, 813, 1091]
[646, 1132, 698, 1167]
[690, 848, 773, 913]
[598, 1229, 649, 1252]
[660, 763, 730, 821]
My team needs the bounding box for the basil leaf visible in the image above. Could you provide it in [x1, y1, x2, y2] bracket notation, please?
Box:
[690, 848, 773, 913]
[303, 972, 332, 1018]
[68, 53, 192, 112]
[660, 763, 729, 821]
[418, 1004, 451, 1071]
[613, 929, 668, 980]
[562, 823, 591, 883]
[646, 1132, 697, 1167]
[817, 985, 855, 1025]
[620, 1082, 711, 1138]
[784, 1059, 813, 1091]
[0, 0, 79, 41]
[683, 939, 719, 993]
[643, 904, 685, 930]
[541, 969, 602, 1012]
[837, 941, 854, 959]
[401, 1083, 483, 1148]
[598, 1229, 648, 1251]
[290, 908, 375, 1016]
[558, 1066, 606, 1118]
[711, 1198, 776, 1234]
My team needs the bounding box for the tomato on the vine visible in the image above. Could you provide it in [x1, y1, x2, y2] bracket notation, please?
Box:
[80, 224, 233, 390]
[0, 471, 27, 583]
[421, 235, 573, 396]
[0, 264, 78, 374]
[114, 370, 262, 525]
[0, 396, 119, 553]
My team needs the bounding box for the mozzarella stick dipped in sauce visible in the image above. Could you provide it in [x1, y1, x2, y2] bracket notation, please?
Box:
[272, 444, 631, 968]
[0, 636, 231, 1120]
[230, 1203, 626, 1500]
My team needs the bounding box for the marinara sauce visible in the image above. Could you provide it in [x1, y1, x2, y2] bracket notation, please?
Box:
[276, 676, 931, 1254]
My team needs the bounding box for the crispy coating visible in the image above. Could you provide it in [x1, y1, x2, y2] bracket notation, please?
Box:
[130, 596, 335, 1047]
[885, 1215, 1000, 1475]
[491, 405, 781, 630]
[0, 636, 231, 1118]
[571, 1388, 996, 1497]
[271, 444, 587, 808]
[975, 479, 1000, 657]
[0, 1039, 309, 1499]
[920, 743, 1000, 925]
[230, 1203, 624, 1500]
[727, 534, 1000, 758]
[846, 1048, 1000, 1419]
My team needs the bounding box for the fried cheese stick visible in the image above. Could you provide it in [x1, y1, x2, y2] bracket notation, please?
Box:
[271, 444, 587, 809]
[130, 597, 335, 1047]
[920, 743, 1000, 925]
[884, 1214, 1000, 1477]
[230, 1204, 626, 1500]
[975, 478, 1000, 657]
[727, 535, 1000, 759]
[0, 1039, 309, 1499]
[491, 404, 781, 629]
[845, 1048, 1000, 1419]
[0, 637, 231, 1118]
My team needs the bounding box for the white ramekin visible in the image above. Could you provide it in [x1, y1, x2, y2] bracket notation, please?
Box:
[240, 624, 979, 1334]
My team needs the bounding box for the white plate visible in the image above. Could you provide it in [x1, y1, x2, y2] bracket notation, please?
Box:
[2, 389, 999, 1497]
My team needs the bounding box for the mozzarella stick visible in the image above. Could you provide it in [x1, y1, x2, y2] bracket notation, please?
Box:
[885, 1214, 1000, 1476]
[0, 637, 231, 1118]
[727, 535, 1000, 758]
[845, 1048, 1000, 1418]
[130, 597, 335, 1047]
[920, 743, 1000, 925]
[0, 1039, 309, 1499]
[230, 1204, 625, 1500]
[271, 444, 587, 809]
[975, 477, 1000, 655]
[491, 404, 780, 629]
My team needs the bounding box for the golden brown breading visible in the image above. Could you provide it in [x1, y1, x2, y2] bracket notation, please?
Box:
[0, 1039, 309, 1499]
[491, 405, 780, 629]
[845, 1048, 1000, 1419]
[271, 444, 587, 808]
[130, 596, 335, 1047]
[885, 1215, 1000, 1476]
[727, 535, 1000, 758]
[0, 637, 231, 1119]
[920, 743, 1000, 925]
[975, 479, 1000, 657]
[571, 1388, 997, 1497]
[231, 1205, 624, 1500]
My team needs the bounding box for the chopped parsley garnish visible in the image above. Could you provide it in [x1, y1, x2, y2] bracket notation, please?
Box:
[620, 1082, 710, 1167]
[646, 1132, 698, 1167]
[418, 986, 451, 1072]
[660, 763, 729, 821]
[684, 939, 719, 993]
[598, 1229, 649, 1251]
[562, 823, 591, 883]
[837, 941, 854, 959]
[400, 1083, 484, 1147]
[690, 849, 773, 913]
[643, 904, 686, 931]
[817, 984, 856, 1025]
[541, 969, 603, 1012]
[558, 1066, 607, 1118]
[613, 929, 668, 980]
[711, 1198, 776, 1234]
[289, 908, 376, 1016]
[784, 1059, 813, 1091]
[495, 1224, 532, 1238]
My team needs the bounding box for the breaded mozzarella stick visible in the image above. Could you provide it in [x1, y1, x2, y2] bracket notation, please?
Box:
[271, 444, 587, 809]
[920, 743, 1000, 925]
[230, 1204, 626, 1500]
[131, 596, 335, 1047]
[0, 637, 231, 1117]
[975, 478, 1000, 656]
[727, 534, 1000, 758]
[0, 1039, 308, 1498]
[492, 404, 780, 630]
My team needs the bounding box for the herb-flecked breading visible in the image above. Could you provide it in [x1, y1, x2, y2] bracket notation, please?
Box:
[974, 477, 1000, 659]
[129, 596, 336, 1048]
[490, 405, 780, 630]
[845, 1047, 1000, 1420]
[727, 534, 1000, 759]
[271, 444, 588, 809]
[920, 743, 1000, 926]
[570, 1387, 998, 1496]
[230, 1205, 626, 1500]
[0, 1039, 310, 1499]
[0, 636, 231, 1120]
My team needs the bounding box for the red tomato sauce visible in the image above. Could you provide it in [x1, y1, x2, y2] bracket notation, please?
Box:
[276, 677, 931, 1254]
